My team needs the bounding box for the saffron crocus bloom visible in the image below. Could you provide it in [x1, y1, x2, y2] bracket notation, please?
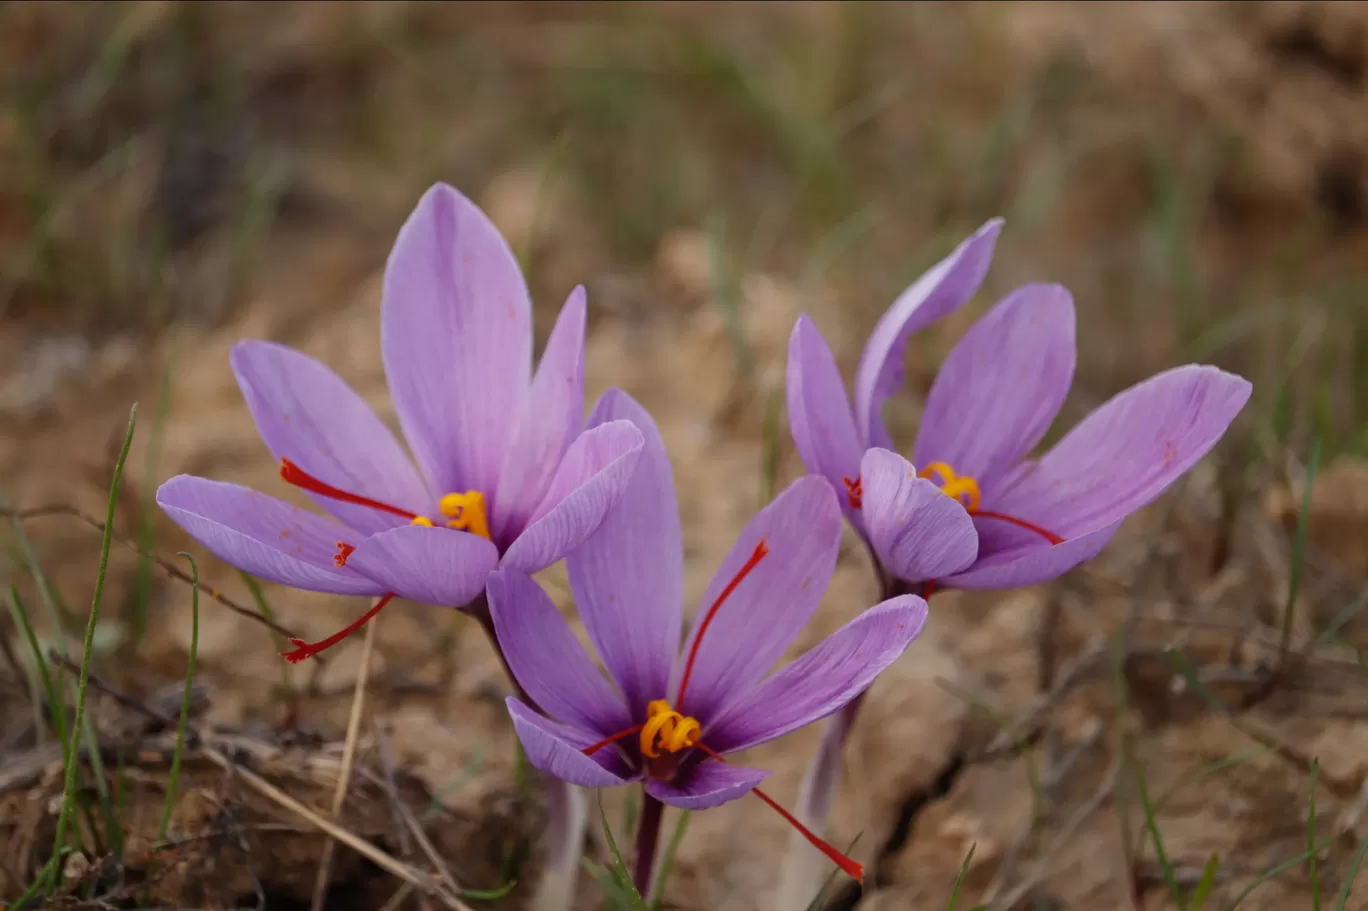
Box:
[156, 184, 644, 660]
[789, 245, 1252, 591]
[489, 389, 928, 886]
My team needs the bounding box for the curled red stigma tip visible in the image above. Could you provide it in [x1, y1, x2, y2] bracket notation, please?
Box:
[280, 593, 394, 663]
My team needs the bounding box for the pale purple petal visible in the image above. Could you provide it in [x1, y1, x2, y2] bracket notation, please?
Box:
[854, 219, 1002, 450]
[645, 760, 770, 811]
[230, 340, 432, 536]
[670, 476, 842, 723]
[492, 287, 587, 544]
[500, 420, 645, 574]
[987, 365, 1252, 538]
[156, 475, 381, 596]
[706, 596, 927, 754]
[344, 524, 498, 608]
[488, 568, 632, 734]
[945, 521, 1121, 589]
[507, 698, 636, 788]
[786, 315, 864, 525]
[382, 183, 531, 498]
[859, 449, 978, 583]
[912, 284, 1076, 487]
[567, 389, 681, 719]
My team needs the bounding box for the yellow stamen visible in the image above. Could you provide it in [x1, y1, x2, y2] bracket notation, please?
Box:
[439, 490, 492, 541]
[640, 699, 701, 759]
[917, 461, 981, 511]
[410, 516, 434, 527]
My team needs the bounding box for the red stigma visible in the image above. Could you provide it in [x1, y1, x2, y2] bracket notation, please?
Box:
[281, 593, 394, 663]
[695, 743, 862, 884]
[676, 539, 770, 712]
[973, 510, 1064, 545]
[581, 724, 646, 756]
[333, 542, 356, 568]
[842, 476, 863, 511]
[280, 459, 417, 521]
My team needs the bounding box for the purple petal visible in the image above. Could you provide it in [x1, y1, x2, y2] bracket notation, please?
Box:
[507, 697, 636, 788]
[786, 315, 864, 526]
[492, 287, 587, 544]
[854, 219, 1002, 450]
[231, 341, 432, 536]
[500, 420, 645, 574]
[156, 475, 381, 596]
[987, 365, 1252, 538]
[487, 568, 632, 734]
[670, 476, 842, 724]
[382, 183, 531, 499]
[912, 284, 1076, 487]
[566, 389, 682, 719]
[945, 521, 1121, 590]
[705, 596, 928, 754]
[645, 760, 770, 811]
[344, 524, 498, 608]
[859, 448, 979, 584]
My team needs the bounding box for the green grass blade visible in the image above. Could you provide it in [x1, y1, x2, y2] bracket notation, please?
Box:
[238, 571, 292, 693]
[8, 584, 69, 749]
[649, 809, 691, 911]
[1281, 439, 1320, 657]
[1188, 854, 1220, 910]
[597, 792, 649, 911]
[946, 842, 977, 910]
[157, 553, 199, 843]
[132, 341, 178, 644]
[1335, 834, 1368, 911]
[44, 402, 137, 895]
[1133, 756, 1182, 909]
[1226, 838, 1336, 910]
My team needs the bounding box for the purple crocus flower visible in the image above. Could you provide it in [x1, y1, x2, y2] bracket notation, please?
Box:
[788, 235, 1252, 592]
[488, 389, 928, 885]
[156, 184, 644, 661]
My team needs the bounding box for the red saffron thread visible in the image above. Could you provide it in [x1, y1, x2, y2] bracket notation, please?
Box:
[280, 459, 417, 520]
[675, 539, 770, 712]
[333, 542, 356, 568]
[695, 742, 862, 883]
[972, 510, 1064, 545]
[281, 593, 394, 664]
[842, 476, 863, 510]
[581, 724, 647, 756]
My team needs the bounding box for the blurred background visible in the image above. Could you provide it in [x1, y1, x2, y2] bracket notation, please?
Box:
[3, 3, 1368, 909]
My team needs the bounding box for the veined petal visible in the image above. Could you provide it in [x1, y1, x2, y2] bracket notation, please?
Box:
[567, 389, 682, 719]
[854, 219, 1002, 450]
[645, 760, 770, 811]
[786, 315, 864, 525]
[493, 287, 587, 544]
[912, 284, 1075, 487]
[706, 596, 927, 754]
[860, 448, 979, 584]
[946, 521, 1120, 590]
[988, 365, 1252, 538]
[156, 475, 381, 596]
[671, 476, 842, 724]
[382, 183, 531, 498]
[507, 698, 636, 788]
[344, 524, 498, 608]
[488, 568, 632, 734]
[500, 420, 645, 574]
[231, 340, 432, 535]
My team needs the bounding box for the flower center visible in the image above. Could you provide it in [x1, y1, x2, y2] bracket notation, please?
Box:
[842, 476, 863, 510]
[916, 460, 1064, 545]
[279, 459, 492, 540]
[640, 700, 701, 758]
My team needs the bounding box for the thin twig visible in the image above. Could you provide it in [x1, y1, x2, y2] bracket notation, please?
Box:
[2, 503, 301, 642]
[198, 744, 474, 911]
[311, 610, 378, 911]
